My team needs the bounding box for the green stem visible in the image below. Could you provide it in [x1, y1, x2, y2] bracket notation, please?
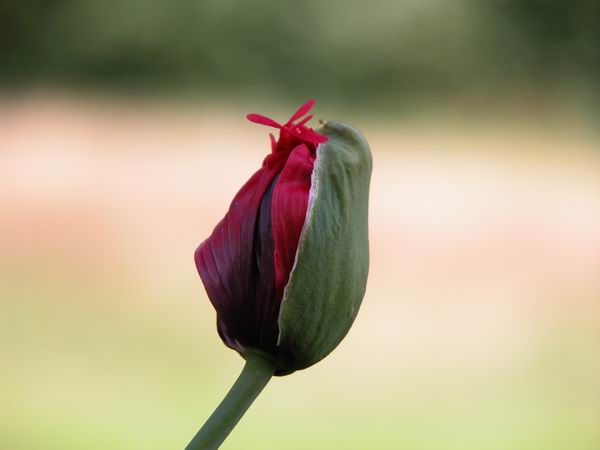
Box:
[186, 352, 276, 450]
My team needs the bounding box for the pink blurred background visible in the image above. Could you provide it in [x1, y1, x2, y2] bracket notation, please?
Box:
[2, 91, 600, 449]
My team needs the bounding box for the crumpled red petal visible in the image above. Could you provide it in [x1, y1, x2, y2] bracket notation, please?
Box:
[286, 99, 316, 125]
[271, 143, 316, 301]
[246, 114, 282, 129]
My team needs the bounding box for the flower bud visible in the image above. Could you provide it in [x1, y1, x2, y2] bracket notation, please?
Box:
[195, 101, 371, 375]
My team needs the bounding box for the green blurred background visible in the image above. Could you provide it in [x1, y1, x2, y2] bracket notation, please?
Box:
[2, 0, 600, 108]
[1, 1, 600, 449]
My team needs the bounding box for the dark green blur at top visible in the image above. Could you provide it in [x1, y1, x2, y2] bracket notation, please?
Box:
[2, 0, 599, 106]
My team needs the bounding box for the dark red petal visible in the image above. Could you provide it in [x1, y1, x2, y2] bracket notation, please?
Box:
[286, 99, 315, 125]
[271, 143, 316, 300]
[195, 164, 280, 353]
[246, 114, 282, 129]
[251, 176, 281, 347]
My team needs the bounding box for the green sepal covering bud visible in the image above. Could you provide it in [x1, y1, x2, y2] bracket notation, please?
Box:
[276, 121, 372, 374]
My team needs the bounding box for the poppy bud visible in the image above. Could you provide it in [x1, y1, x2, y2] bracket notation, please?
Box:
[194, 100, 372, 376]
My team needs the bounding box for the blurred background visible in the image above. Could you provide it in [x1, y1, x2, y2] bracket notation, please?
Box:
[1, 1, 600, 449]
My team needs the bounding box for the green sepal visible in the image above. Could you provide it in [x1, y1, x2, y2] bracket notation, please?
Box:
[276, 121, 372, 374]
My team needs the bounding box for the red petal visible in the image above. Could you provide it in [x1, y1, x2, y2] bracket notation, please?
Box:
[195, 164, 281, 352]
[286, 99, 315, 125]
[298, 127, 328, 145]
[271, 143, 316, 300]
[247, 114, 282, 129]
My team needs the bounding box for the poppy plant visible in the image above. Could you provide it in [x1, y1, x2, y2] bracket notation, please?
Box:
[187, 100, 372, 449]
